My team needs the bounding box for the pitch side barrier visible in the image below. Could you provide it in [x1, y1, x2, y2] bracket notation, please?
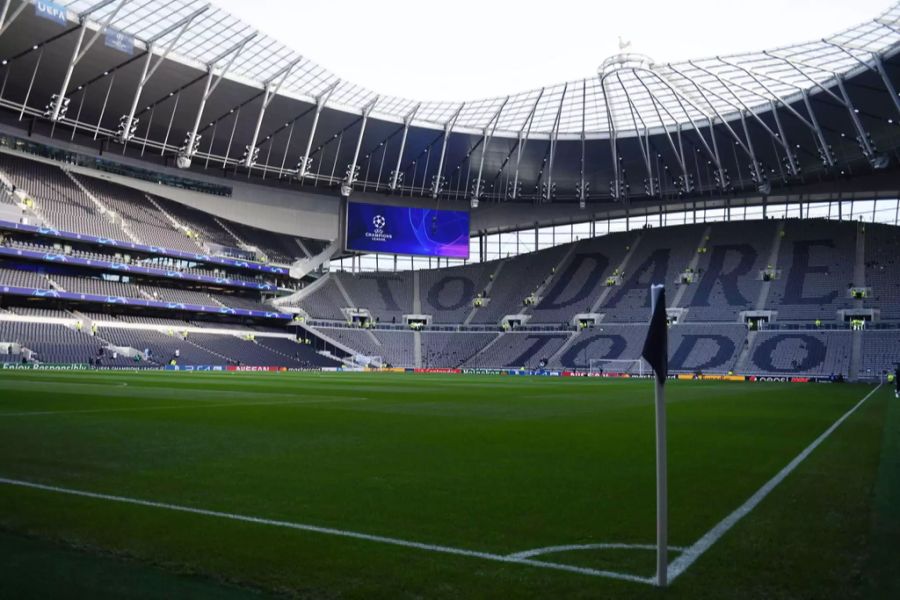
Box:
[0, 364, 837, 382]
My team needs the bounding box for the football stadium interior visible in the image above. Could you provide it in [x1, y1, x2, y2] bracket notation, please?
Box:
[0, 0, 899, 598]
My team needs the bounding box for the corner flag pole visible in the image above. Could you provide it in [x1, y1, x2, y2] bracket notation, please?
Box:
[654, 361, 668, 587]
[642, 284, 669, 587]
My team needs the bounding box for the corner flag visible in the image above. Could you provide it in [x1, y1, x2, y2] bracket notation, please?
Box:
[642, 284, 668, 384]
[642, 283, 669, 587]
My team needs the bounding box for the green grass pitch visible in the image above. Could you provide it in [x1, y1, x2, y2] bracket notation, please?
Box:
[0, 371, 897, 599]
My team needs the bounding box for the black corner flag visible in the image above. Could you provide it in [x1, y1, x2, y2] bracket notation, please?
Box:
[642, 284, 668, 384]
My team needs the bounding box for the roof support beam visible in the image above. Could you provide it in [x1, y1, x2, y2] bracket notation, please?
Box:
[872, 54, 900, 120]
[715, 57, 831, 167]
[117, 7, 206, 144]
[768, 100, 797, 176]
[472, 98, 508, 207]
[0, 0, 29, 38]
[632, 71, 691, 192]
[512, 89, 544, 200]
[617, 73, 656, 196]
[765, 52, 876, 160]
[578, 80, 587, 208]
[242, 59, 298, 167]
[600, 75, 621, 200]
[822, 40, 900, 125]
[649, 69, 723, 172]
[343, 96, 379, 195]
[665, 64, 762, 186]
[178, 34, 254, 167]
[801, 90, 834, 168]
[49, 0, 129, 122]
[690, 62, 796, 176]
[543, 84, 567, 202]
[431, 103, 464, 198]
[389, 103, 420, 192]
[298, 80, 340, 179]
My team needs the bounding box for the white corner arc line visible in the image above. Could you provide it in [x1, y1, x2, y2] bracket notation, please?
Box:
[508, 542, 686, 560]
[0, 476, 654, 586]
[668, 384, 883, 583]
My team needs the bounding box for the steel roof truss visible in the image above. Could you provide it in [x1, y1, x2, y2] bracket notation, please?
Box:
[243, 59, 299, 167]
[389, 103, 420, 192]
[0, 0, 29, 38]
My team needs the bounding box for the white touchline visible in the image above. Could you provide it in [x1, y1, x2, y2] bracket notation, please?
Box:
[667, 384, 883, 582]
[0, 476, 654, 586]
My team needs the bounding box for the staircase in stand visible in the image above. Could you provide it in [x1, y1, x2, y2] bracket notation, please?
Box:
[64, 171, 143, 244]
[590, 232, 644, 314]
[463, 261, 505, 326]
[144, 194, 206, 252]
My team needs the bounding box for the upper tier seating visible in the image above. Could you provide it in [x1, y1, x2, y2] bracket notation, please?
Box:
[0, 153, 129, 240]
[420, 262, 495, 324]
[529, 234, 634, 324]
[470, 245, 569, 324]
[864, 223, 900, 321]
[765, 220, 856, 321]
[336, 271, 414, 323]
[0, 265, 49, 289]
[600, 225, 705, 323]
[72, 175, 204, 253]
[290, 278, 348, 321]
[679, 221, 774, 322]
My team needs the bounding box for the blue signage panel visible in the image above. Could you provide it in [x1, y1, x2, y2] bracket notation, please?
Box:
[345, 202, 469, 258]
[105, 29, 134, 55]
[35, 1, 67, 25]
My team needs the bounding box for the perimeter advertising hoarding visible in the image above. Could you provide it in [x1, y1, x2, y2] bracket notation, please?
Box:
[345, 202, 469, 259]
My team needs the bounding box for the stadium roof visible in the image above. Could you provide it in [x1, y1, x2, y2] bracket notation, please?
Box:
[48, 0, 900, 137]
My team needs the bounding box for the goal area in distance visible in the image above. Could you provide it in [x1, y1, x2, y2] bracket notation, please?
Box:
[588, 358, 646, 376]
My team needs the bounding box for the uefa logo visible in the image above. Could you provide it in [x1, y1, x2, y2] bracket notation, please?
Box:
[373, 215, 386, 230]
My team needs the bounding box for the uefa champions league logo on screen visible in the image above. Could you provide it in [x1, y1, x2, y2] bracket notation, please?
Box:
[366, 214, 392, 243]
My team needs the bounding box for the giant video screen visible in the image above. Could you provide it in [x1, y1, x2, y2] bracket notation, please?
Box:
[345, 202, 469, 258]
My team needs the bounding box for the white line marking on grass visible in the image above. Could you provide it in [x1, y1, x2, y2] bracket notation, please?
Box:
[0, 397, 367, 418]
[667, 384, 883, 583]
[0, 476, 654, 585]
[508, 542, 686, 559]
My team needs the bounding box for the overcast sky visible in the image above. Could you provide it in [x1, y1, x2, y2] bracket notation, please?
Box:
[212, 0, 892, 101]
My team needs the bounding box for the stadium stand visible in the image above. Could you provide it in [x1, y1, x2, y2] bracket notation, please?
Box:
[336, 272, 414, 322]
[470, 246, 570, 324]
[765, 220, 856, 321]
[0, 321, 132, 366]
[0, 153, 131, 240]
[420, 262, 495, 324]
[748, 330, 852, 377]
[864, 223, 900, 321]
[464, 332, 570, 369]
[421, 331, 499, 367]
[71, 174, 204, 253]
[679, 221, 774, 321]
